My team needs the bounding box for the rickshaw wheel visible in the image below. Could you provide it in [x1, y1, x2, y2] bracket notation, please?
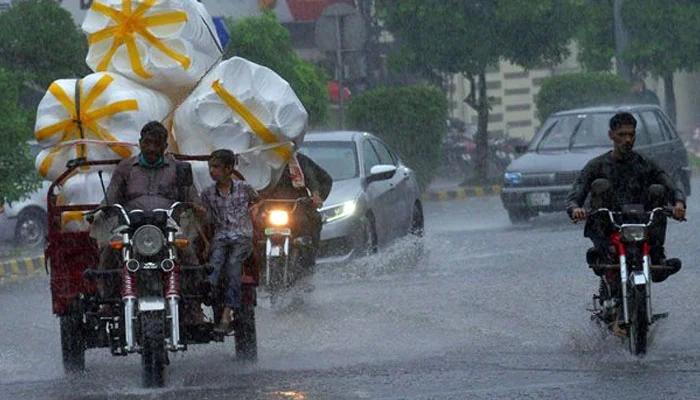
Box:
[234, 303, 257, 361]
[60, 304, 85, 373]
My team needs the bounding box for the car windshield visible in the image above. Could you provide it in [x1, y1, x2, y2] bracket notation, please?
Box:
[535, 112, 615, 150]
[299, 141, 359, 181]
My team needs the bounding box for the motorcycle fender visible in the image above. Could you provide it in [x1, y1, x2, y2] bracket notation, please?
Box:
[138, 297, 165, 312]
[630, 272, 647, 286]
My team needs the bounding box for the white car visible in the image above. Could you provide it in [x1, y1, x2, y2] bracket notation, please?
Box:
[0, 181, 50, 247]
[300, 131, 424, 263]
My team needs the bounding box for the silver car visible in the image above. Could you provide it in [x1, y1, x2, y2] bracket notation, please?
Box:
[299, 131, 424, 264]
[0, 181, 50, 246]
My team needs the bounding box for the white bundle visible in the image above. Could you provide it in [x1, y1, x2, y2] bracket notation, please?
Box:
[34, 72, 173, 181]
[58, 171, 112, 232]
[173, 56, 308, 191]
[82, 0, 223, 99]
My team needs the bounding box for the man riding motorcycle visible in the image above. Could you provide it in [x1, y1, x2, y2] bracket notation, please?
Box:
[95, 121, 201, 305]
[567, 112, 686, 333]
[567, 112, 686, 261]
[258, 151, 332, 278]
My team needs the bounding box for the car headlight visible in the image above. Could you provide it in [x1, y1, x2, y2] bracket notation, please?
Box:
[504, 172, 522, 185]
[621, 225, 646, 242]
[269, 210, 289, 226]
[132, 225, 165, 256]
[321, 200, 357, 223]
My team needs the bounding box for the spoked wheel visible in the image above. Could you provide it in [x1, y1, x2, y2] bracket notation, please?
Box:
[628, 285, 648, 356]
[60, 302, 85, 374]
[234, 302, 257, 361]
[140, 311, 166, 387]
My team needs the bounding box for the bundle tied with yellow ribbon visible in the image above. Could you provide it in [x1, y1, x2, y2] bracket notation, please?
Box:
[173, 56, 309, 191]
[57, 171, 114, 232]
[82, 0, 223, 100]
[34, 71, 173, 181]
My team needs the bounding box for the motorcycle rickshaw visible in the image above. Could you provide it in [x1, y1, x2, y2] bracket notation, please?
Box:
[46, 156, 258, 387]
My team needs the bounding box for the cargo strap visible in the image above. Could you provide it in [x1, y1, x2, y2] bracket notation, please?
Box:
[89, 0, 191, 79]
[211, 79, 293, 162]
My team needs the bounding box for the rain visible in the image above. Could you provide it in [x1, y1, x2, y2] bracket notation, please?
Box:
[2, 1, 700, 399]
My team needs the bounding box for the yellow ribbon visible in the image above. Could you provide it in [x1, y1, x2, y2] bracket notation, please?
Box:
[89, 0, 191, 79]
[35, 75, 139, 177]
[211, 80, 293, 162]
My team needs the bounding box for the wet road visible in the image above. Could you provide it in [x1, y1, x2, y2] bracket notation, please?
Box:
[2, 183, 700, 399]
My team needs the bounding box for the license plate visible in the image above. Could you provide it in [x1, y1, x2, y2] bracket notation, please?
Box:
[265, 227, 291, 236]
[270, 246, 281, 257]
[526, 192, 550, 206]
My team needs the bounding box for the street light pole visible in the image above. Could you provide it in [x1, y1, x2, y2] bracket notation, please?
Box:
[613, 0, 632, 81]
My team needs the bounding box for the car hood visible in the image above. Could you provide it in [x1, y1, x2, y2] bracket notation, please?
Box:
[507, 147, 610, 174]
[323, 178, 362, 208]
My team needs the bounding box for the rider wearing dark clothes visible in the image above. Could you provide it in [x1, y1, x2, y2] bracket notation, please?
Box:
[566, 112, 686, 282]
[260, 152, 332, 271]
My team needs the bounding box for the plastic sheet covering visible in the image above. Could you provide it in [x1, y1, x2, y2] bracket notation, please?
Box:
[172, 56, 308, 191]
[58, 171, 112, 232]
[34, 72, 172, 180]
[82, 0, 223, 98]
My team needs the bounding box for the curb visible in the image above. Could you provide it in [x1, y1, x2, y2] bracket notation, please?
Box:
[423, 185, 502, 201]
[0, 255, 45, 284]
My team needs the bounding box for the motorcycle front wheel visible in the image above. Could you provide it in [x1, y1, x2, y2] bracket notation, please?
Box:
[140, 311, 166, 387]
[628, 285, 648, 356]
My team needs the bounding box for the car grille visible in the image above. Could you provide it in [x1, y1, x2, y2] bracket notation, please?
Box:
[555, 171, 579, 185]
[520, 173, 555, 186]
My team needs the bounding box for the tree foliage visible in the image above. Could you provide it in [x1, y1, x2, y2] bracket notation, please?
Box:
[576, 1, 700, 123]
[0, 0, 89, 89]
[348, 85, 447, 189]
[376, 0, 580, 183]
[534, 72, 630, 121]
[0, 68, 40, 205]
[225, 12, 328, 126]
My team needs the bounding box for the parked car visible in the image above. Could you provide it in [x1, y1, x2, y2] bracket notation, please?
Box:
[501, 104, 691, 223]
[299, 131, 423, 263]
[0, 141, 49, 246]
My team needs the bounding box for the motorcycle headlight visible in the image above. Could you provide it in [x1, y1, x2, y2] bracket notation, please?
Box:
[621, 225, 647, 242]
[132, 225, 165, 256]
[321, 200, 357, 223]
[504, 172, 522, 185]
[269, 210, 289, 226]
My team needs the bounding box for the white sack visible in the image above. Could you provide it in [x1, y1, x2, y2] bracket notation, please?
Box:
[34, 72, 172, 180]
[82, 0, 223, 99]
[173, 56, 308, 191]
[58, 171, 112, 232]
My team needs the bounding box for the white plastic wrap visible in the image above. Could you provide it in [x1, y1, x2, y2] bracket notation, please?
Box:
[58, 171, 112, 232]
[82, 0, 223, 99]
[34, 72, 173, 180]
[173, 56, 308, 190]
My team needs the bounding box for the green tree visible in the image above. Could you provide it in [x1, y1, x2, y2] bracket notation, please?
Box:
[0, 0, 89, 89]
[577, 1, 700, 124]
[348, 85, 447, 189]
[225, 12, 328, 126]
[535, 72, 630, 121]
[0, 68, 39, 205]
[376, 0, 580, 183]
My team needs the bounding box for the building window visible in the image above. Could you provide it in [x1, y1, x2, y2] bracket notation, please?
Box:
[488, 113, 504, 123]
[505, 104, 531, 112]
[507, 120, 533, 128]
[504, 88, 530, 96]
[486, 81, 502, 90]
[504, 71, 529, 79]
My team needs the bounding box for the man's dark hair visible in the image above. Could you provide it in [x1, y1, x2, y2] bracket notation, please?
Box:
[609, 112, 637, 130]
[140, 121, 169, 142]
[210, 149, 238, 168]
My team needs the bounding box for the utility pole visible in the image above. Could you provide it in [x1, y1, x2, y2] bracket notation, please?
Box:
[613, 0, 632, 81]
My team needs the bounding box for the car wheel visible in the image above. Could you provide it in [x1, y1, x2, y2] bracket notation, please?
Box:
[507, 208, 533, 224]
[15, 209, 47, 247]
[410, 202, 424, 237]
[357, 214, 378, 256]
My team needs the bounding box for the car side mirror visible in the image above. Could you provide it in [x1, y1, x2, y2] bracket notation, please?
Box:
[367, 165, 397, 183]
[514, 144, 528, 155]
